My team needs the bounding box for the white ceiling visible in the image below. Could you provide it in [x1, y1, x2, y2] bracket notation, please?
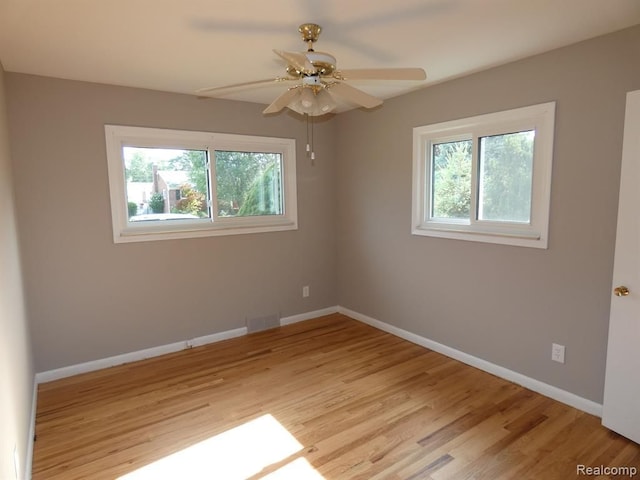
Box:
[1, 0, 639, 111]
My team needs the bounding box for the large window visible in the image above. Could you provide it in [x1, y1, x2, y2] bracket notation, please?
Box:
[412, 102, 555, 248]
[105, 126, 297, 243]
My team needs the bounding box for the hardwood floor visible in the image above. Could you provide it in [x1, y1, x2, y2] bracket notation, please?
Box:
[32, 314, 640, 479]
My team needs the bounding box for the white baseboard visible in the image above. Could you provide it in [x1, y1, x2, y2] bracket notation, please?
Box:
[280, 306, 338, 326]
[188, 327, 247, 348]
[35, 340, 187, 384]
[35, 307, 339, 384]
[338, 306, 603, 417]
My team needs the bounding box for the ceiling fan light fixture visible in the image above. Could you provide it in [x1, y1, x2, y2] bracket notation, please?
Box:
[287, 86, 336, 116]
[316, 88, 336, 114]
[300, 87, 315, 109]
[286, 92, 308, 116]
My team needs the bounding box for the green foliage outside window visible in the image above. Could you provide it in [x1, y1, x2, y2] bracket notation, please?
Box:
[479, 131, 534, 223]
[431, 131, 534, 222]
[169, 150, 208, 197]
[149, 192, 165, 213]
[432, 140, 472, 219]
[215, 151, 281, 217]
[174, 184, 207, 217]
[237, 163, 282, 217]
[127, 201, 138, 218]
[125, 152, 153, 182]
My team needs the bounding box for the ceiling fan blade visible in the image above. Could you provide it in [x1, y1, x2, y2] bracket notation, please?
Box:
[336, 68, 427, 81]
[263, 88, 300, 114]
[273, 49, 314, 72]
[328, 82, 383, 109]
[196, 78, 292, 97]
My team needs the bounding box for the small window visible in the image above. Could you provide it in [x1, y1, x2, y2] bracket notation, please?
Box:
[105, 126, 297, 243]
[412, 102, 555, 248]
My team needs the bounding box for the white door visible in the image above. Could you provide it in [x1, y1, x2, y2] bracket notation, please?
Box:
[602, 89, 640, 443]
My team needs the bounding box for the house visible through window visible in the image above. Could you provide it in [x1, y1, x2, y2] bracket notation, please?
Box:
[124, 147, 210, 221]
[105, 126, 297, 243]
[412, 102, 555, 248]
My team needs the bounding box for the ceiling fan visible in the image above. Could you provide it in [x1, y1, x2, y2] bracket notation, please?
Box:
[196, 23, 427, 116]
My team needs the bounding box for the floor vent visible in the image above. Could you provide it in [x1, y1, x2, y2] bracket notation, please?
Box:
[246, 313, 280, 333]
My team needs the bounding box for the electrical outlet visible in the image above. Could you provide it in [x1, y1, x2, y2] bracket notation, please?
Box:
[302, 286, 310, 298]
[552, 343, 565, 363]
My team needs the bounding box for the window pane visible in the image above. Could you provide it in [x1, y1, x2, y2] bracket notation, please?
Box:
[123, 147, 210, 222]
[478, 131, 534, 223]
[431, 140, 472, 219]
[215, 151, 283, 217]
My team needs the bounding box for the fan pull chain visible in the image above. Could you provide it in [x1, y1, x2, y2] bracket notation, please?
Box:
[306, 114, 315, 165]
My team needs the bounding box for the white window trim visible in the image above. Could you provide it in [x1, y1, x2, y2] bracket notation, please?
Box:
[412, 102, 555, 249]
[105, 125, 297, 243]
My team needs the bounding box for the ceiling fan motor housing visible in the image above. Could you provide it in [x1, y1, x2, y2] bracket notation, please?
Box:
[306, 52, 336, 75]
[286, 51, 337, 77]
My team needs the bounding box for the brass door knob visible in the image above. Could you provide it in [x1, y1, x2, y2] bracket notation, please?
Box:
[614, 286, 630, 297]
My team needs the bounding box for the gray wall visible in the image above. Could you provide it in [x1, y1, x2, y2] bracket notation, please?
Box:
[335, 26, 640, 403]
[6, 75, 338, 372]
[0, 62, 34, 480]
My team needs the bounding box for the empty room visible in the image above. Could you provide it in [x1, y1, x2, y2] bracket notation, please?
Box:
[1, 1, 640, 479]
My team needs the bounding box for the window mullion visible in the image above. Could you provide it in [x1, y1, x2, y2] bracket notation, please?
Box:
[208, 149, 218, 222]
[425, 140, 434, 222]
[469, 134, 480, 227]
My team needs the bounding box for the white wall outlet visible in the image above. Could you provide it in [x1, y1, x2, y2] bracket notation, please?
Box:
[552, 343, 565, 363]
[302, 286, 310, 298]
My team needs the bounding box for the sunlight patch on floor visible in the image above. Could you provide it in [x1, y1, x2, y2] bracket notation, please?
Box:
[117, 413, 324, 479]
[262, 457, 326, 479]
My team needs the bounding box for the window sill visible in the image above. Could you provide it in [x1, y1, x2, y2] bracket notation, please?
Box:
[412, 223, 546, 249]
[114, 219, 298, 243]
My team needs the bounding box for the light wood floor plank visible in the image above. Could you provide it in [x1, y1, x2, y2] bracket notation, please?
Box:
[32, 314, 640, 479]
